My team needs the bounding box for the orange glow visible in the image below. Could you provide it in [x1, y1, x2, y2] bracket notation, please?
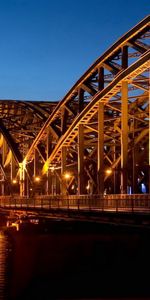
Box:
[105, 169, 112, 175]
[12, 179, 17, 184]
[35, 176, 40, 182]
[64, 172, 71, 180]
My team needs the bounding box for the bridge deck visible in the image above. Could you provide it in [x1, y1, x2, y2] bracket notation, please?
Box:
[0, 194, 150, 213]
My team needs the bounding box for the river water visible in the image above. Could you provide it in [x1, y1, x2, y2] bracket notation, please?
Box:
[0, 231, 10, 300]
[1, 218, 150, 300]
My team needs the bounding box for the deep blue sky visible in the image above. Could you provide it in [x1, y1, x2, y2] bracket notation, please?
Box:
[0, 0, 149, 101]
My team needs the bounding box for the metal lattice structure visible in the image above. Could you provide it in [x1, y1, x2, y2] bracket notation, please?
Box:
[0, 100, 57, 194]
[0, 15, 149, 197]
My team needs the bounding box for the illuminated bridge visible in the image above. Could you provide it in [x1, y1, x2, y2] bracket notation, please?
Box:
[0, 15, 150, 214]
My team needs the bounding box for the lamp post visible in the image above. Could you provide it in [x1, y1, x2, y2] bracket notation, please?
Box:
[63, 172, 71, 195]
[11, 178, 19, 197]
[34, 176, 41, 195]
[49, 166, 56, 195]
[12, 179, 17, 184]
[105, 168, 113, 194]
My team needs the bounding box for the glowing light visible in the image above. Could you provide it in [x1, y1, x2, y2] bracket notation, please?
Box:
[12, 179, 17, 184]
[105, 169, 112, 175]
[0, 231, 4, 238]
[43, 161, 49, 174]
[21, 159, 26, 170]
[19, 159, 26, 180]
[35, 176, 40, 182]
[64, 172, 71, 180]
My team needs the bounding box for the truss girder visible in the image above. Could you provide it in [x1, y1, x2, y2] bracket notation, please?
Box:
[0, 119, 22, 163]
[0, 100, 57, 194]
[44, 50, 149, 164]
[0, 100, 57, 161]
[23, 15, 150, 164]
[0, 16, 149, 196]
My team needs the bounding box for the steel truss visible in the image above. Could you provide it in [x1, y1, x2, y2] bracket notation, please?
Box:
[0, 15, 149, 197]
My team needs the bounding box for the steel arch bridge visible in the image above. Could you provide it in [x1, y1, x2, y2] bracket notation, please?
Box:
[0, 15, 149, 199]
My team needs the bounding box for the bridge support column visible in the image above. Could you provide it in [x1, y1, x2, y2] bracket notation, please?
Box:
[51, 172, 56, 195]
[46, 169, 52, 195]
[61, 146, 67, 195]
[19, 163, 25, 197]
[121, 81, 128, 194]
[78, 124, 85, 194]
[112, 142, 116, 194]
[34, 149, 37, 178]
[61, 106, 68, 195]
[10, 154, 17, 195]
[2, 138, 7, 195]
[132, 119, 138, 193]
[97, 102, 104, 194]
[11, 154, 16, 181]
[56, 174, 60, 194]
[46, 129, 52, 195]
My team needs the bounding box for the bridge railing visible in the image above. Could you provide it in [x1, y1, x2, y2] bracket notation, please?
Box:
[0, 194, 150, 212]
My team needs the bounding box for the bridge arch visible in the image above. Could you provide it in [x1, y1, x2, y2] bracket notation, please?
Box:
[0, 16, 149, 197]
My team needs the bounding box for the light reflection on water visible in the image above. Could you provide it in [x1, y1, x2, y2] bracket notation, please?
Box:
[0, 231, 8, 300]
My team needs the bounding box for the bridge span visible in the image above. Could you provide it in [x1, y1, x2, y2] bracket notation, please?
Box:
[1, 194, 150, 228]
[0, 193, 150, 212]
[0, 16, 149, 205]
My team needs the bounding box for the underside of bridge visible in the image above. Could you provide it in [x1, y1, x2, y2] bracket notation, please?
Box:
[0, 15, 149, 197]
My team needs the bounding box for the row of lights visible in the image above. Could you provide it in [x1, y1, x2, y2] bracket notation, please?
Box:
[11, 172, 72, 185]
[12, 169, 113, 185]
[12, 176, 41, 184]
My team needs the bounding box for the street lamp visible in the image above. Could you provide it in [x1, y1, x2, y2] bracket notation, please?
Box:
[64, 172, 71, 180]
[12, 179, 17, 184]
[35, 176, 40, 182]
[105, 168, 112, 175]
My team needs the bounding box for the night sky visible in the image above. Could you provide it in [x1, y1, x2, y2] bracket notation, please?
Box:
[0, 0, 149, 101]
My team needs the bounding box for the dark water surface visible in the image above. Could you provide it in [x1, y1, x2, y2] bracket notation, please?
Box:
[1, 218, 150, 300]
[0, 230, 10, 300]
